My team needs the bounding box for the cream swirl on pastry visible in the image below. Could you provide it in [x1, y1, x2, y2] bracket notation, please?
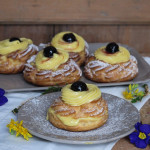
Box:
[35, 49, 69, 71]
[94, 45, 130, 64]
[47, 81, 108, 131]
[50, 31, 89, 66]
[51, 31, 85, 52]
[84, 42, 138, 83]
[0, 37, 38, 74]
[0, 37, 33, 55]
[23, 46, 82, 86]
[61, 83, 101, 106]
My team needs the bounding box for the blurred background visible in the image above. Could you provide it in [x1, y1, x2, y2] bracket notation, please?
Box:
[0, 0, 150, 56]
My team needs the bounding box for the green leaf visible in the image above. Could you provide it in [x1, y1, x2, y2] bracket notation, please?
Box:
[10, 130, 15, 135]
[131, 84, 138, 90]
[12, 108, 19, 114]
[41, 86, 62, 95]
[131, 96, 144, 103]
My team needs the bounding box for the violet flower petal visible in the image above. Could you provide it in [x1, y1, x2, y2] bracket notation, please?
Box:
[0, 96, 8, 106]
[135, 138, 147, 149]
[139, 124, 150, 134]
[135, 122, 142, 132]
[0, 88, 5, 97]
[129, 122, 150, 149]
[145, 136, 150, 144]
[129, 132, 139, 144]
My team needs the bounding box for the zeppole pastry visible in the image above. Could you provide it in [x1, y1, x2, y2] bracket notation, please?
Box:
[0, 37, 38, 74]
[47, 81, 108, 131]
[84, 42, 138, 82]
[50, 31, 89, 66]
[23, 46, 82, 86]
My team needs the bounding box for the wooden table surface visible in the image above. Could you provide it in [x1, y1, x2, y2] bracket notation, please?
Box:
[112, 98, 150, 150]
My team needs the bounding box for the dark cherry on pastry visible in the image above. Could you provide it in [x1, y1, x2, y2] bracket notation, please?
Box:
[47, 82, 108, 131]
[63, 33, 77, 43]
[84, 43, 138, 83]
[23, 46, 82, 86]
[105, 42, 119, 53]
[0, 37, 38, 74]
[71, 81, 88, 91]
[9, 37, 22, 42]
[43, 46, 58, 57]
[51, 31, 89, 66]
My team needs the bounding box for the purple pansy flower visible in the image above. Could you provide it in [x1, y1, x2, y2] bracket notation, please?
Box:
[0, 88, 5, 97]
[0, 88, 8, 106]
[129, 122, 150, 149]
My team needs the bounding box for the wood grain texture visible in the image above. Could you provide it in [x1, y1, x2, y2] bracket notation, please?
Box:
[0, 0, 150, 24]
[140, 99, 150, 125]
[54, 25, 150, 54]
[0, 25, 54, 44]
[0, 24, 150, 55]
[112, 137, 150, 150]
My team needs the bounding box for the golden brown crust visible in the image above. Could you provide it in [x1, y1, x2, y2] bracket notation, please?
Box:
[68, 48, 88, 66]
[0, 45, 38, 74]
[23, 59, 82, 86]
[48, 97, 108, 131]
[84, 55, 138, 83]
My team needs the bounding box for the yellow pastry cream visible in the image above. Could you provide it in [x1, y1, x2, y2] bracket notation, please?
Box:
[61, 84, 101, 106]
[35, 46, 69, 71]
[48, 108, 102, 126]
[0, 37, 33, 55]
[94, 42, 130, 64]
[51, 31, 85, 52]
[47, 82, 103, 127]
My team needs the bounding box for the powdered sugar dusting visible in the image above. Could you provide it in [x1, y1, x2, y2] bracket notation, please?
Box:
[70, 53, 79, 58]
[24, 57, 82, 78]
[26, 55, 36, 64]
[105, 65, 119, 73]
[18, 92, 140, 144]
[19, 44, 39, 58]
[90, 107, 104, 116]
[85, 41, 89, 57]
[85, 60, 109, 77]
[85, 55, 138, 80]
[39, 43, 49, 48]
[130, 55, 137, 63]
[36, 59, 82, 77]
[55, 107, 74, 113]
[87, 60, 109, 69]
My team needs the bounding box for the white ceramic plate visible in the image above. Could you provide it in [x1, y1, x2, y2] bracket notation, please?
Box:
[18, 92, 140, 144]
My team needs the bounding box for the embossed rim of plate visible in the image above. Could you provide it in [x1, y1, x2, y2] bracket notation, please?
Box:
[18, 92, 140, 144]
